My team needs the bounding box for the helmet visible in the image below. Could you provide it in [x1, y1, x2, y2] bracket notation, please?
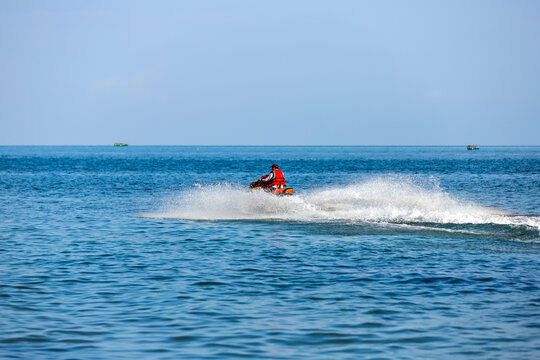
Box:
[271, 163, 278, 169]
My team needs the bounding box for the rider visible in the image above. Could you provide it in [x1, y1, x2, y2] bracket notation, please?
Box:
[261, 163, 286, 189]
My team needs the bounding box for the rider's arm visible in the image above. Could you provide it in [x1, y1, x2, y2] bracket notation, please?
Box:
[261, 171, 274, 182]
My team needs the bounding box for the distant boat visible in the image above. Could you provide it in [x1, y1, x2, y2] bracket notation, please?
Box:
[114, 142, 128, 147]
[467, 144, 479, 150]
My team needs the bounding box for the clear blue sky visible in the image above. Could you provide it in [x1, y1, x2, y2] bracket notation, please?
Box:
[1, 1, 539, 145]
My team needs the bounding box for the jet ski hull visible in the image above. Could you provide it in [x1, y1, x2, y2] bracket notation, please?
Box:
[249, 179, 294, 196]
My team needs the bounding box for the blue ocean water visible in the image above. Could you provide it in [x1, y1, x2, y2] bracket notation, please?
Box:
[1, 146, 539, 359]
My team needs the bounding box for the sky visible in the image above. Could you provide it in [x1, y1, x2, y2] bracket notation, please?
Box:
[1, 0, 539, 145]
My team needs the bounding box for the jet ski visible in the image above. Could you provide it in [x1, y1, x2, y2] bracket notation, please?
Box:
[249, 179, 295, 196]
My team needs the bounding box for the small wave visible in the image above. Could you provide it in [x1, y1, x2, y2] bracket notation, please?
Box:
[142, 177, 540, 240]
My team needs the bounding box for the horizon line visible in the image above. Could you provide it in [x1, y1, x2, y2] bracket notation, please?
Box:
[1, 144, 539, 147]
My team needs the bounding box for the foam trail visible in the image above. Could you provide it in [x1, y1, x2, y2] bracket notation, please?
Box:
[148, 183, 307, 221]
[143, 178, 540, 234]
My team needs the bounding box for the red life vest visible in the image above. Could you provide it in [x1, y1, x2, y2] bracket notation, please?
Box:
[271, 169, 286, 187]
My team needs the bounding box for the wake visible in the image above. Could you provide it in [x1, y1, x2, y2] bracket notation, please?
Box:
[142, 177, 539, 239]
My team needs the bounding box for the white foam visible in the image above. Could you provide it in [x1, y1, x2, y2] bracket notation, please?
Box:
[143, 178, 540, 231]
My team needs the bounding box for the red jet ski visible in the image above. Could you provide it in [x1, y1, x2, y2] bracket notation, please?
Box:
[249, 178, 294, 196]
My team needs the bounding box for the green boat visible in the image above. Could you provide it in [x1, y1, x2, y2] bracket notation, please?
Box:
[114, 143, 128, 147]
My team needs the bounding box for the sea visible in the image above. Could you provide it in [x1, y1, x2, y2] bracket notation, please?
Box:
[1, 145, 539, 359]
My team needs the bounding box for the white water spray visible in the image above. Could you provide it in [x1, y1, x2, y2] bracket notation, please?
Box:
[143, 177, 539, 232]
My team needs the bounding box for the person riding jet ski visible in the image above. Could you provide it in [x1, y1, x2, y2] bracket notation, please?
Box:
[249, 164, 294, 195]
[260, 163, 286, 189]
